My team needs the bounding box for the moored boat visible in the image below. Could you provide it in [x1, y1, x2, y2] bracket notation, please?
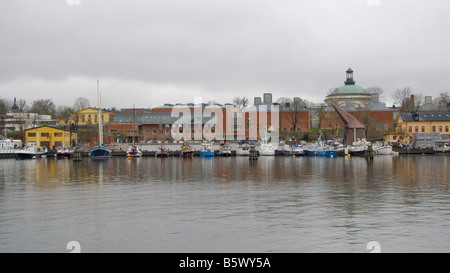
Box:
[235, 140, 250, 156]
[56, 146, 75, 159]
[89, 80, 112, 160]
[127, 146, 142, 157]
[259, 136, 276, 156]
[180, 141, 193, 158]
[219, 141, 232, 157]
[200, 141, 214, 157]
[373, 145, 393, 155]
[0, 139, 17, 159]
[155, 147, 169, 157]
[16, 143, 48, 160]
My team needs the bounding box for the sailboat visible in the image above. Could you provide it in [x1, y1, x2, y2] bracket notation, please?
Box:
[89, 80, 112, 159]
[126, 105, 142, 157]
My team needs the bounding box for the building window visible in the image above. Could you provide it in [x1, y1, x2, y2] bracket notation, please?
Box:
[415, 126, 418, 133]
[28, 133, 36, 137]
[446, 126, 449, 133]
[432, 126, 436, 132]
[439, 126, 442, 132]
[82, 115, 85, 123]
[393, 136, 397, 140]
[409, 126, 412, 133]
[40, 141, 50, 147]
[152, 130, 157, 135]
[54, 133, 62, 137]
[165, 130, 170, 135]
[41, 133, 49, 138]
[422, 126, 425, 132]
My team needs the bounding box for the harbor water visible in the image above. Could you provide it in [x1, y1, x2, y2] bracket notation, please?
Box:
[0, 155, 449, 253]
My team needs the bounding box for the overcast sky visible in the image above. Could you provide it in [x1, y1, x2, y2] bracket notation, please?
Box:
[1, 0, 449, 109]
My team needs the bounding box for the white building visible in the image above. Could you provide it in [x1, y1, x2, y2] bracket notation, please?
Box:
[3, 112, 58, 132]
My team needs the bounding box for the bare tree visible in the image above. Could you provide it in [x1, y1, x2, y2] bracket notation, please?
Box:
[366, 86, 384, 101]
[56, 105, 74, 120]
[16, 99, 29, 112]
[73, 97, 90, 111]
[30, 99, 56, 116]
[279, 97, 309, 139]
[434, 92, 450, 110]
[232, 97, 249, 110]
[391, 87, 424, 112]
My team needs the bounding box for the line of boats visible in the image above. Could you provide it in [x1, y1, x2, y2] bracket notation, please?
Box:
[1, 136, 396, 160]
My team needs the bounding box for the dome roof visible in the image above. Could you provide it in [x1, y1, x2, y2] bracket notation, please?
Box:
[333, 85, 369, 95]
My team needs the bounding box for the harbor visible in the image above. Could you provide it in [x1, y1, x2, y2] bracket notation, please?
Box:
[1, 154, 449, 253]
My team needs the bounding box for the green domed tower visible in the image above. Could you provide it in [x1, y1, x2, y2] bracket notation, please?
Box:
[325, 67, 372, 109]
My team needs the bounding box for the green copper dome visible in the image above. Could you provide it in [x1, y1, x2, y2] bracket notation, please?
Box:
[333, 85, 369, 95]
[330, 67, 368, 95]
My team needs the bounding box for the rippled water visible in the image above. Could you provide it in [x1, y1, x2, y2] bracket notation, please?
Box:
[0, 155, 449, 253]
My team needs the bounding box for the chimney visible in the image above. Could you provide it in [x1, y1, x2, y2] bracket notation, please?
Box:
[263, 93, 272, 103]
[410, 95, 415, 111]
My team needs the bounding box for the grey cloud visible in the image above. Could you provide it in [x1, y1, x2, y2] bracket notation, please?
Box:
[1, 0, 450, 108]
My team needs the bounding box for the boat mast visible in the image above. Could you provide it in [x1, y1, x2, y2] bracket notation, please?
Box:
[98, 80, 103, 147]
[133, 104, 135, 147]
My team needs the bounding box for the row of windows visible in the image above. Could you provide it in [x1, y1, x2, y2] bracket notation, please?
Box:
[408, 126, 449, 133]
[80, 114, 104, 123]
[28, 132, 65, 137]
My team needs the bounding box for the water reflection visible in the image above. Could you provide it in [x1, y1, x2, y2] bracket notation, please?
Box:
[0, 155, 449, 252]
[3, 155, 448, 191]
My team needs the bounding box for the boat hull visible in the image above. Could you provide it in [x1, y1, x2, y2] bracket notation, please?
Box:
[180, 152, 193, 158]
[307, 150, 337, 157]
[16, 152, 47, 160]
[200, 151, 214, 157]
[374, 146, 393, 155]
[349, 149, 366, 157]
[156, 152, 169, 157]
[89, 148, 112, 159]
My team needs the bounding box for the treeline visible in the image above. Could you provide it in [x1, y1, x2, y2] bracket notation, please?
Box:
[0, 97, 90, 120]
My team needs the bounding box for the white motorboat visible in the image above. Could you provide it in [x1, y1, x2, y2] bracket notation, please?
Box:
[56, 146, 75, 159]
[259, 136, 276, 156]
[0, 139, 17, 158]
[373, 145, 393, 155]
[127, 146, 142, 157]
[235, 141, 250, 156]
[16, 143, 48, 159]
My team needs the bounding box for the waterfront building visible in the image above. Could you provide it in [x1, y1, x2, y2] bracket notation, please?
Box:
[24, 125, 78, 148]
[394, 112, 450, 144]
[3, 112, 59, 132]
[61, 107, 116, 127]
[320, 93, 398, 138]
[252, 94, 311, 141]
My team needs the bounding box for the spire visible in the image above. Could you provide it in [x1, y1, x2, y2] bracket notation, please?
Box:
[11, 97, 19, 112]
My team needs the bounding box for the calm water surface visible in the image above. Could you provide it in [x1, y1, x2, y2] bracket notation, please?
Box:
[0, 155, 449, 253]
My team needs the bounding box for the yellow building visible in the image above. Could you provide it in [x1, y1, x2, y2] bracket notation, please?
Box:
[395, 112, 450, 144]
[24, 126, 78, 148]
[59, 107, 115, 126]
